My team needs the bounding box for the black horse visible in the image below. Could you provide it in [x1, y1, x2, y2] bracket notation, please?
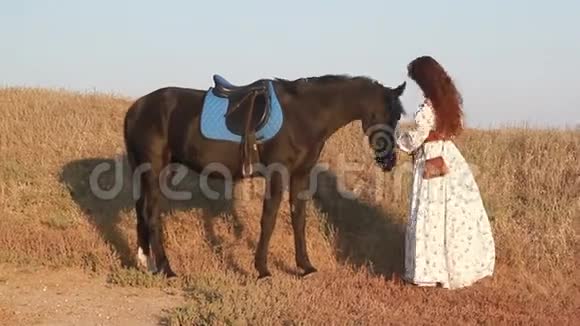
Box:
[123, 74, 406, 278]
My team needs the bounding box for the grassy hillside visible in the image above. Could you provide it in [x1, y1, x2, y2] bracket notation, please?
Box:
[0, 87, 578, 324]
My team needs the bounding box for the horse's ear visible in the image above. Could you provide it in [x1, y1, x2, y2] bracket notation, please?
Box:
[393, 81, 406, 97]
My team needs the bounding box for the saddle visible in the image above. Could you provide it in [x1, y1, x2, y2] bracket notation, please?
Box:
[211, 74, 272, 177]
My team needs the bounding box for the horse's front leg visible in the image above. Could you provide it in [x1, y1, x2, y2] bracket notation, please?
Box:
[254, 173, 284, 279]
[290, 173, 317, 276]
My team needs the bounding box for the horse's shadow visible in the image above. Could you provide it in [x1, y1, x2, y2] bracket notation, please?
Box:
[312, 169, 405, 279]
[59, 156, 242, 269]
[60, 157, 404, 279]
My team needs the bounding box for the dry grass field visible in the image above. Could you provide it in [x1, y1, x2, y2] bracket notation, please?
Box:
[0, 87, 578, 325]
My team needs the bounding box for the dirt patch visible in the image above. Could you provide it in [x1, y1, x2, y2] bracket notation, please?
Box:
[1, 265, 577, 325]
[0, 265, 185, 326]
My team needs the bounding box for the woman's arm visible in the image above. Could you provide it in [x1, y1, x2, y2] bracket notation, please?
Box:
[395, 102, 435, 154]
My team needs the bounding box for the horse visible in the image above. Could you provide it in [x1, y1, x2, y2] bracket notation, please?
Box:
[123, 74, 406, 279]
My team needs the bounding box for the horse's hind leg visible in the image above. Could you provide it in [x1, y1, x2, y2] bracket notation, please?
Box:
[126, 152, 154, 271]
[135, 196, 154, 271]
[290, 173, 317, 276]
[136, 149, 176, 277]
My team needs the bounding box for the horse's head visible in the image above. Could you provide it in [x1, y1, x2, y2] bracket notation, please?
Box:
[361, 81, 406, 172]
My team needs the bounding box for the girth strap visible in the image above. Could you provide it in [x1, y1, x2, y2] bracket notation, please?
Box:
[213, 79, 273, 178]
[240, 91, 263, 177]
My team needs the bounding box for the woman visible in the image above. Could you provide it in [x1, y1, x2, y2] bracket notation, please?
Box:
[395, 55, 495, 289]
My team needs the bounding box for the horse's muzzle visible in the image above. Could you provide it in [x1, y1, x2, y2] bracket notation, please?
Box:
[375, 150, 397, 172]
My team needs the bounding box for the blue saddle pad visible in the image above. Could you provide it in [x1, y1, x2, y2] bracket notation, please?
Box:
[200, 81, 283, 143]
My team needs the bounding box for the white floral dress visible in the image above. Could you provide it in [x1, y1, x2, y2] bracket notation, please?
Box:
[395, 101, 496, 289]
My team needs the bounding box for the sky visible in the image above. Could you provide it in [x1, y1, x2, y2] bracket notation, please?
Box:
[1, 0, 579, 128]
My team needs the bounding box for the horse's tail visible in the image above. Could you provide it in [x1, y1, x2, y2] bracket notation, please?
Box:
[123, 100, 139, 172]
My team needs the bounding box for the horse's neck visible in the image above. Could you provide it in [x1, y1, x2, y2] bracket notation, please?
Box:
[308, 89, 363, 141]
[323, 107, 360, 141]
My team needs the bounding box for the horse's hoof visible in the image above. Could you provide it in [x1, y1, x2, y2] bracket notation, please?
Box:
[301, 267, 318, 278]
[156, 265, 177, 278]
[257, 271, 272, 280]
[163, 267, 177, 278]
[165, 270, 178, 278]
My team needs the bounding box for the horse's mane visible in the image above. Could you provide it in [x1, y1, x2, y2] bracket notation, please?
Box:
[273, 74, 404, 116]
[275, 74, 382, 95]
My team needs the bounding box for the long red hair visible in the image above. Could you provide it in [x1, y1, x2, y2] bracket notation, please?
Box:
[407, 56, 464, 136]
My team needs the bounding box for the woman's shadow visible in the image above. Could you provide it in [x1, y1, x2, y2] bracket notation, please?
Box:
[59, 155, 242, 269]
[311, 168, 406, 279]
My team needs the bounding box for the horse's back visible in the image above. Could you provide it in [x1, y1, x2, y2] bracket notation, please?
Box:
[123, 87, 206, 161]
[126, 86, 204, 121]
[122, 82, 317, 178]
